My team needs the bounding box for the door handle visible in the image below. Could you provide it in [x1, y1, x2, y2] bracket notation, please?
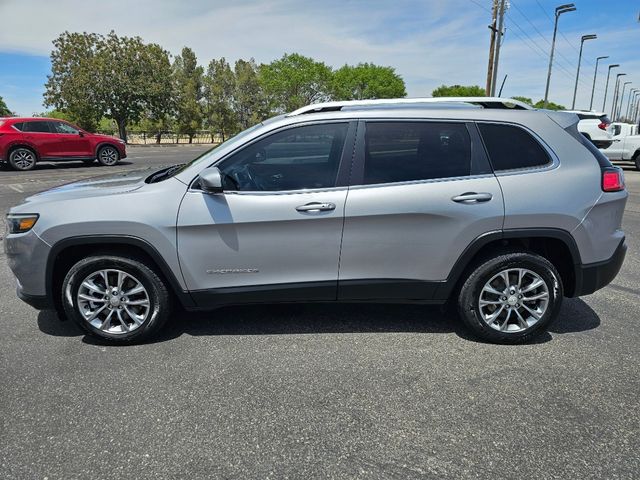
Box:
[295, 202, 336, 212]
[452, 192, 493, 203]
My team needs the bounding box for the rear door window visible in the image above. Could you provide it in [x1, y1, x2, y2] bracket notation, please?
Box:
[478, 123, 551, 171]
[362, 122, 472, 185]
[22, 121, 52, 133]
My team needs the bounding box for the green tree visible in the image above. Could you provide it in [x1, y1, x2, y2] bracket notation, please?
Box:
[44, 31, 173, 141]
[173, 47, 204, 143]
[44, 32, 103, 131]
[0, 96, 12, 116]
[234, 58, 268, 130]
[259, 53, 333, 112]
[331, 63, 406, 100]
[431, 85, 486, 97]
[204, 57, 237, 142]
[533, 99, 566, 110]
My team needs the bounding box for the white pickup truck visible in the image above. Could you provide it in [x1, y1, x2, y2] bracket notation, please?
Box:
[600, 122, 640, 170]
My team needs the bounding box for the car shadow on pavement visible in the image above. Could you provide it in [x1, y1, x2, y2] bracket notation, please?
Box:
[37, 297, 600, 347]
[0, 161, 134, 172]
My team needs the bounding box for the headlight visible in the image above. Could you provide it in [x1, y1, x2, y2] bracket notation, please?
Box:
[6, 214, 39, 234]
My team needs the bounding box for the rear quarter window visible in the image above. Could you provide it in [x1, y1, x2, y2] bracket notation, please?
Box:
[478, 123, 551, 171]
[11, 122, 24, 131]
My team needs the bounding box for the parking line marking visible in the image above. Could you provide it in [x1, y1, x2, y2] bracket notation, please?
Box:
[8, 184, 24, 193]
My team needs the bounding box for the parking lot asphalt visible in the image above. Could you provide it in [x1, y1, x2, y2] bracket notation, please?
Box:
[0, 147, 638, 479]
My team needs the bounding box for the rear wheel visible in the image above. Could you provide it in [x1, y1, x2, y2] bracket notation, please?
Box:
[62, 256, 171, 343]
[633, 151, 640, 171]
[8, 147, 37, 171]
[97, 145, 120, 166]
[457, 252, 563, 344]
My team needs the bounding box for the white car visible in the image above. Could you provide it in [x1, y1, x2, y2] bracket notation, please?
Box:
[601, 122, 640, 170]
[563, 110, 613, 149]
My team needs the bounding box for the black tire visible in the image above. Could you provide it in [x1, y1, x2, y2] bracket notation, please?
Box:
[457, 251, 563, 344]
[8, 147, 37, 171]
[61, 255, 171, 344]
[96, 145, 120, 166]
[633, 151, 640, 171]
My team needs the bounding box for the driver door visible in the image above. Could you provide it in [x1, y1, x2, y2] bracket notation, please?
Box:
[49, 121, 93, 157]
[176, 121, 356, 307]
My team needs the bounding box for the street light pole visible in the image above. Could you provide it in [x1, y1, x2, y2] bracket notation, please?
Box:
[611, 73, 626, 118]
[626, 89, 638, 120]
[618, 82, 632, 121]
[589, 56, 608, 111]
[544, 3, 576, 108]
[603, 64, 620, 112]
[571, 34, 597, 109]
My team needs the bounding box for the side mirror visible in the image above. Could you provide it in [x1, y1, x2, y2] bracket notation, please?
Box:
[78, 131, 85, 137]
[198, 166, 224, 194]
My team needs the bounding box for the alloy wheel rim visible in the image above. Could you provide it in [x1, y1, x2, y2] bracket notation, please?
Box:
[77, 269, 150, 334]
[99, 147, 118, 165]
[12, 149, 35, 169]
[478, 268, 549, 333]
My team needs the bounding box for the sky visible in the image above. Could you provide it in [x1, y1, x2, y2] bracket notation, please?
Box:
[0, 0, 638, 116]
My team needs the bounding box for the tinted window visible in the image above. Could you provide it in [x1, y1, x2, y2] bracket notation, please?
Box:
[12, 122, 24, 131]
[218, 123, 349, 191]
[478, 123, 551, 171]
[577, 114, 598, 120]
[22, 121, 51, 133]
[362, 122, 471, 185]
[51, 121, 79, 134]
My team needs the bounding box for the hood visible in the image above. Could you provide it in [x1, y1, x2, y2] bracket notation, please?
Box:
[93, 133, 125, 144]
[21, 168, 152, 205]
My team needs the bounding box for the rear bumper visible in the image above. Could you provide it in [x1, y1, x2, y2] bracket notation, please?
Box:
[573, 237, 626, 296]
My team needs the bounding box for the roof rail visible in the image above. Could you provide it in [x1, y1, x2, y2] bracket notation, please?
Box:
[287, 97, 533, 116]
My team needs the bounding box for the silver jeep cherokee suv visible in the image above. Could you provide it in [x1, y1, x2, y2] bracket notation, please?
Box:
[4, 97, 628, 344]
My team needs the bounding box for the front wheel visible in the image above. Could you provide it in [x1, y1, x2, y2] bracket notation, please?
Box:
[457, 252, 563, 344]
[97, 145, 120, 166]
[633, 151, 640, 171]
[62, 256, 171, 343]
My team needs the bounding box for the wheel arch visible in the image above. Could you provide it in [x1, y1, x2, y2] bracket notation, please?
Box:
[47, 235, 195, 312]
[441, 229, 581, 300]
[94, 142, 120, 157]
[8, 143, 39, 160]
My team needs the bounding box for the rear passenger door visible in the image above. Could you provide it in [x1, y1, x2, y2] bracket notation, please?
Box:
[338, 120, 504, 301]
[21, 120, 58, 158]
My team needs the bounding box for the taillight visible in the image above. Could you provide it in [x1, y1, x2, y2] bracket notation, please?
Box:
[602, 167, 625, 192]
[598, 122, 608, 131]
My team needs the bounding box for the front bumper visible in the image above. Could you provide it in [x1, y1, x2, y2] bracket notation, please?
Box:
[17, 284, 52, 310]
[4, 229, 51, 307]
[573, 237, 627, 296]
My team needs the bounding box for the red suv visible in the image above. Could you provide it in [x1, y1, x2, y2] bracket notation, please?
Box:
[0, 117, 127, 171]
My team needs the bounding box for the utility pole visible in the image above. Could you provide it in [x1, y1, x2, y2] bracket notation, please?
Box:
[486, 0, 499, 96]
[571, 34, 597, 109]
[589, 56, 608, 110]
[490, 0, 507, 96]
[602, 64, 620, 112]
[544, 4, 576, 108]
